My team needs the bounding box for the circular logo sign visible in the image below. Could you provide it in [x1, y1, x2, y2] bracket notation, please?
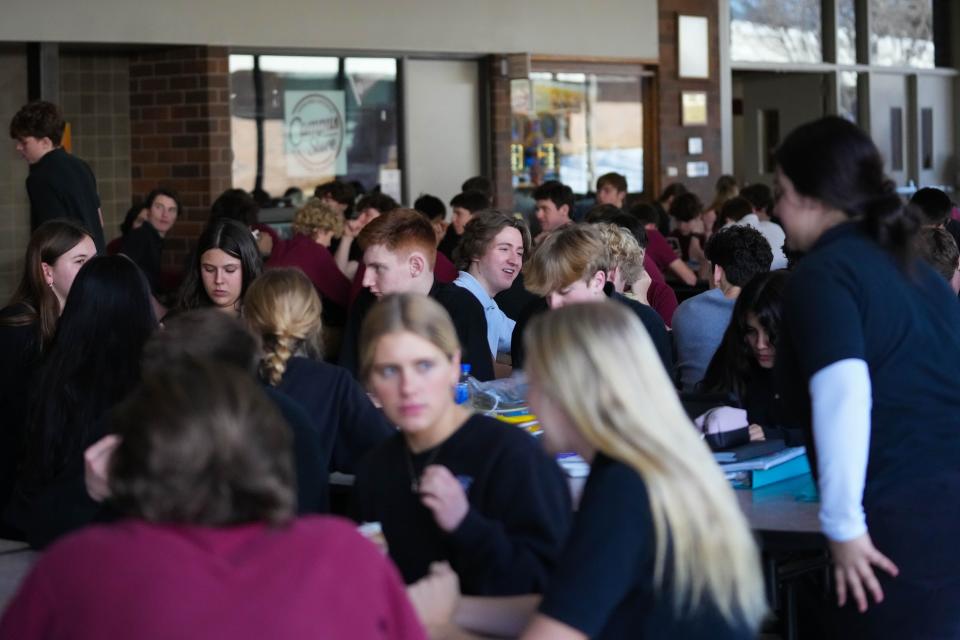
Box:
[287, 94, 345, 173]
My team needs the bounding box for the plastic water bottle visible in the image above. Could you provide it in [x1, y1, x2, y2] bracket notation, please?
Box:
[455, 364, 472, 405]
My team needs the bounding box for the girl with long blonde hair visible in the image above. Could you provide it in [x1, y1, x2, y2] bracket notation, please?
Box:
[410, 300, 765, 639]
[244, 268, 392, 475]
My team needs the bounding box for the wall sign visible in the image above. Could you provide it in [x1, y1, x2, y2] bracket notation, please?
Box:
[284, 90, 347, 177]
[681, 91, 708, 126]
[678, 15, 709, 79]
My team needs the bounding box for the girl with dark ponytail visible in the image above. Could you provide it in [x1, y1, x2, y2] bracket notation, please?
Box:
[774, 116, 960, 638]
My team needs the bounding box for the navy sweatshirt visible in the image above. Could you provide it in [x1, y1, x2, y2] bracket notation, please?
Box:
[354, 414, 572, 595]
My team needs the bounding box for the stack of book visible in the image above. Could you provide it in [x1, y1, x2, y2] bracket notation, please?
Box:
[716, 444, 809, 489]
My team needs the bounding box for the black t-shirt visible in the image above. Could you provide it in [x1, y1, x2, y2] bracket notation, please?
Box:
[354, 414, 572, 595]
[121, 222, 163, 293]
[339, 283, 495, 382]
[275, 356, 394, 475]
[27, 148, 105, 253]
[540, 453, 753, 640]
[776, 223, 960, 509]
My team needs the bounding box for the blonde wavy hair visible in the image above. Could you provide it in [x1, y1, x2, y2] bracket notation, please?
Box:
[291, 198, 344, 238]
[524, 302, 766, 629]
[243, 268, 323, 386]
[595, 222, 644, 286]
[358, 293, 460, 383]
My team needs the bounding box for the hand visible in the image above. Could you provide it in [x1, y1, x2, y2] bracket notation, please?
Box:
[344, 218, 363, 238]
[748, 424, 765, 441]
[84, 434, 121, 502]
[419, 465, 469, 532]
[407, 562, 460, 630]
[829, 532, 899, 613]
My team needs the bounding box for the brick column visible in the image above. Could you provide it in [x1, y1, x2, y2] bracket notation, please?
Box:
[129, 46, 232, 268]
[487, 55, 514, 212]
[658, 1, 722, 202]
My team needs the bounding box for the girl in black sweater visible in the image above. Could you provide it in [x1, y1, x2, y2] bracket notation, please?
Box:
[354, 293, 571, 596]
[700, 270, 803, 445]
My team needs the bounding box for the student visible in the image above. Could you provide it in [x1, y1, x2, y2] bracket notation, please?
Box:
[595, 172, 627, 209]
[4, 256, 156, 547]
[700, 270, 802, 444]
[266, 198, 351, 338]
[121, 187, 180, 293]
[532, 180, 574, 239]
[585, 206, 678, 326]
[412, 302, 766, 639]
[334, 192, 398, 280]
[910, 186, 960, 250]
[719, 195, 788, 270]
[0, 221, 96, 532]
[701, 174, 739, 239]
[105, 202, 147, 255]
[629, 201, 699, 286]
[315, 179, 357, 217]
[354, 293, 571, 595]
[913, 227, 960, 294]
[672, 225, 772, 392]
[413, 193, 449, 243]
[668, 192, 707, 266]
[244, 268, 394, 475]
[9, 101, 105, 252]
[773, 116, 960, 637]
[452, 210, 530, 364]
[652, 182, 687, 235]
[439, 190, 489, 261]
[461, 176, 493, 205]
[521, 223, 673, 372]
[173, 217, 262, 317]
[134, 308, 330, 513]
[340, 209, 495, 381]
[0, 363, 426, 640]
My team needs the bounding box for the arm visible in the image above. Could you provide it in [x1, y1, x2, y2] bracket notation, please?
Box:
[810, 359, 898, 612]
[668, 258, 698, 286]
[332, 371, 395, 473]
[335, 221, 360, 280]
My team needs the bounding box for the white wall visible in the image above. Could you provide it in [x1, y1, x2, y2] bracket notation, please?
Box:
[403, 59, 481, 211]
[2, 0, 659, 59]
[736, 72, 826, 186]
[916, 75, 955, 188]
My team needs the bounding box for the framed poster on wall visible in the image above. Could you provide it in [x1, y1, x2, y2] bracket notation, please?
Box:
[678, 15, 709, 79]
[681, 91, 708, 126]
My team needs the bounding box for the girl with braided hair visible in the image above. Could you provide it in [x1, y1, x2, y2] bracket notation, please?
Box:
[244, 268, 393, 475]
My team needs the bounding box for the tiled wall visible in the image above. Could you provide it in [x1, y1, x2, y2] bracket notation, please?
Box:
[59, 53, 132, 244]
[0, 45, 30, 303]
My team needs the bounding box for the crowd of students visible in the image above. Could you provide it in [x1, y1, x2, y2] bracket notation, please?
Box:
[1, 100, 959, 639]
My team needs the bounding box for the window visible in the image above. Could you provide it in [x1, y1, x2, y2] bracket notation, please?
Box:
[229, 54, 400, 201]
[760, 109, 780, 174]
[839, 71, 859, 123]
[837, 0, 857, 64]
[921, 108, 933, 170]
[511, 72, 645, 194]
[869, 0, 934, 68]
[730, 0, 822, 64]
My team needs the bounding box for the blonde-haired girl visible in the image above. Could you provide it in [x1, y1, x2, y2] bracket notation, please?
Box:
[244, 268, 392, 475]
[413, 300, 765, 639]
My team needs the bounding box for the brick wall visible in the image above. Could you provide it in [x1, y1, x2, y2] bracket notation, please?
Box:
[658, 0, 722, 202]
[129, 46, 231, 268]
